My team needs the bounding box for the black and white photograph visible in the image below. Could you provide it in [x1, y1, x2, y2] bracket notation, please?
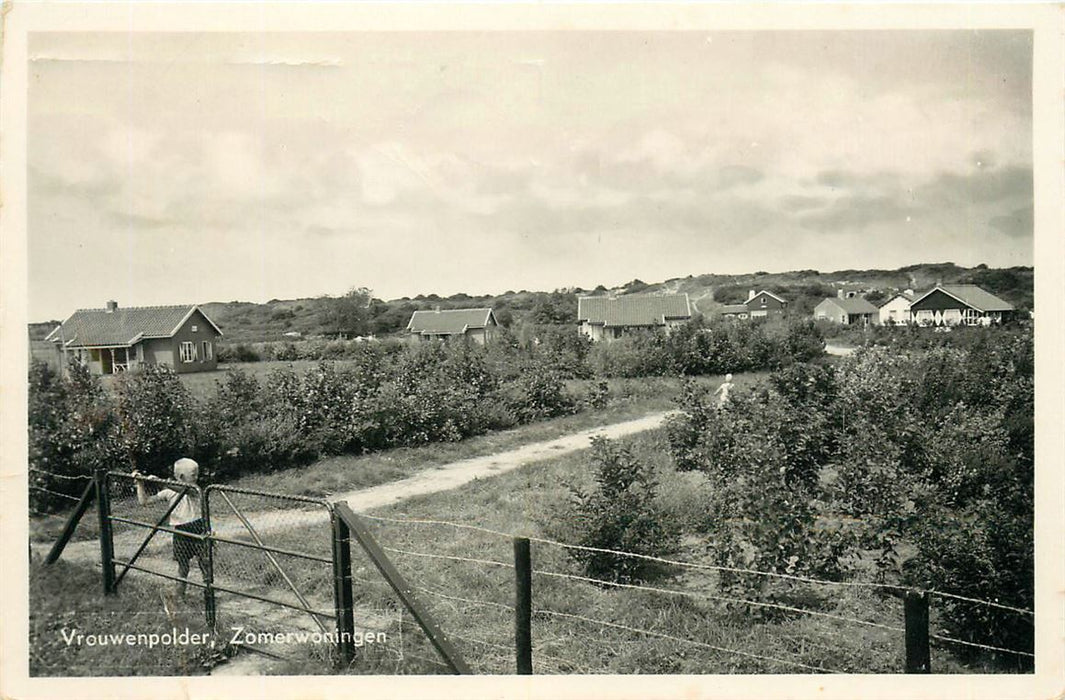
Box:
[2, 3, 1063, 699]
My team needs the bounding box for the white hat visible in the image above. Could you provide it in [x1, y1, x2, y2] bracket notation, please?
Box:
[173, 457, 200, 483]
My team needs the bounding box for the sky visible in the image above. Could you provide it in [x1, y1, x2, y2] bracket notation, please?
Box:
[28, 30, 1033, 321]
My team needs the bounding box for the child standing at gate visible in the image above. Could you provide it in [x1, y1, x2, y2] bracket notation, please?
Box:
[132, 457, 209, 596]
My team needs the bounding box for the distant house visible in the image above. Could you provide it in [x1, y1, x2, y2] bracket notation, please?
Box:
[577, 293, 692, 342]
[45, 301, 223, 375]
[878, 291, 915, 326]
[406, 308, 499, 344]
[720, 290, 788, 320]
[813, 295, 879, 326]
[908, 285, 1014, 327]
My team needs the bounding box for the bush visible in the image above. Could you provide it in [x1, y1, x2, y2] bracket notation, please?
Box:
[565, 437, 679, 583]
[28, 361, 117, 512]
[112, 365, 198, 475]
[502, 359, 576, 423]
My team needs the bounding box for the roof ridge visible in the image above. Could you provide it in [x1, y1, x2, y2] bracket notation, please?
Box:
[74, 303, 194, 312]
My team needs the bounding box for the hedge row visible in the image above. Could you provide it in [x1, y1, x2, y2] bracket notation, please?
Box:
[28, 342, 579, 510]
[217, 317, 826, 380]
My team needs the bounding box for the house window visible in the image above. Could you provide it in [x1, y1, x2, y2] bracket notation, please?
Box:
[201, 340, 213, 361]
[191, 325, 198, 333]
[760, 297, 767, 306]
[180, 341, 196, 363]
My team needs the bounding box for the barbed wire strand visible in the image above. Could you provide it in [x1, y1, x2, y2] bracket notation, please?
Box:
[927, 591, 1034, 617]
[533, 608, 841, 674]
[29, 467, 92, 481]
[410, 583, 515, 613]
[28, 485, 81, 502]
[379, 545, 514, 570]
[360, 512, 1034, 615]
[930, 634, 1035, 658]
[532, 568, 905, 635]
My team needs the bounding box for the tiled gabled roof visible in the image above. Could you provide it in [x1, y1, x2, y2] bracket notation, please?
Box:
[820, 297, 879, 315]
[45, 305, 222, 348]
[407, 308, 495, 335]
[578, 294, 691, 328]
[911, 285, 1014, 312]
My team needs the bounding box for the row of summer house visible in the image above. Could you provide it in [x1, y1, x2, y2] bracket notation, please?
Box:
[48, 283, 1017, 376]
[812, 284, 1016, 327]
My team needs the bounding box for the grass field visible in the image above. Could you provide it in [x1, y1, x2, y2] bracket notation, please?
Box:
[327, 428, 996, 676]
[28, 558, 224, 676]
[29, 426, 1001, 676]
[32, 367, 996, 676]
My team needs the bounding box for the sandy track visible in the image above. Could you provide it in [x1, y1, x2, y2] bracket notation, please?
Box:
[35, 410, 675, 674]
[44, 410, 676, 564]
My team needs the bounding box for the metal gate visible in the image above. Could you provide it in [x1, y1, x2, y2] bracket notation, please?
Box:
[66, 469, 466, 671]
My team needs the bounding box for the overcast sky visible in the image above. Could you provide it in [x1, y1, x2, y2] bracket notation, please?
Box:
[28, 31, 1033, 321]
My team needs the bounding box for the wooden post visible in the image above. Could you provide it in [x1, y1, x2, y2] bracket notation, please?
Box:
[904, 592, 931, 673]
[44, 479, 96, 565]
[514, 537, 533, 675]
[333, 503, 470, 674]
[200, 486, 216, 631]
[331, 512, 356, 668]
[95, 469, 116, 595]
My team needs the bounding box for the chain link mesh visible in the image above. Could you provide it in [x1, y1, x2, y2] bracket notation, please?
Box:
[106, 472, 207, 583]
[204, 485, 338, 661]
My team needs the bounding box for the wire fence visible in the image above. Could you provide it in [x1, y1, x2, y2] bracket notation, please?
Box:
[353, 510, 1035, 673]
[33, 466, 1035, 674]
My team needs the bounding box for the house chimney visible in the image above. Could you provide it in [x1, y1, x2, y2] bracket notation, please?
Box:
[747, 290, 756, 301]
[106, 300, 118, 313]
[837, 288, 845, 299]
[434, 305, 441, 313]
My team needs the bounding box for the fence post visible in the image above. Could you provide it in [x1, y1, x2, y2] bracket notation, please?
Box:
[514, 537, 532, 675]
[201, 486, 216, 631]
[904, 592, 931, 673]
[95, 468, 115, 595]
[332, 511, 356, 668]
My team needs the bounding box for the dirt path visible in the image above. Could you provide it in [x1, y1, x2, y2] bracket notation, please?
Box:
[36, 409, 676, 674]
[824, 342, 857, 357]
[41, 409, 677, 564]
[334, 409, 675, 511]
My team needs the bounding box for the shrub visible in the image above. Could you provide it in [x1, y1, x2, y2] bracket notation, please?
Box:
[112, 365, 198, 475]
[565, 437, 679, 584]
[585, 379, 609, 410]
[28, 361, 118, 512]
[502, 359, 576, 423]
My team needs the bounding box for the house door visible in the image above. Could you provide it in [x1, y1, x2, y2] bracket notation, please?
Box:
[101, 349, 113, 374]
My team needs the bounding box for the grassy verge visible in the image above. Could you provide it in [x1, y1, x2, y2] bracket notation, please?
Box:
[28, 558, 226, 676]
[248, 426, 999, 675]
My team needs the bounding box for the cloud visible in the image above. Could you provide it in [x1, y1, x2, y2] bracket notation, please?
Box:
[778, 195, 828, 213]
[798, 195, 917, 232]
[914, 165, 1032, 208]
[989, 206, 1034, 239]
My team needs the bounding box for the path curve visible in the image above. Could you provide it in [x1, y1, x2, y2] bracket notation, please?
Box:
[39, 410, 678, 564]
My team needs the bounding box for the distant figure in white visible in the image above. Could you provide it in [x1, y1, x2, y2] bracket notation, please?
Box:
[713, 373, 735, 409]
[133, 457, 209, 596]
